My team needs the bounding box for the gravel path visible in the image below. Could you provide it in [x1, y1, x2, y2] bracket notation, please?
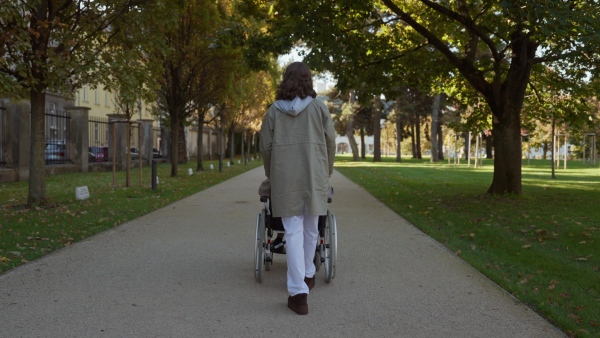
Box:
[0, 167, 565, 337]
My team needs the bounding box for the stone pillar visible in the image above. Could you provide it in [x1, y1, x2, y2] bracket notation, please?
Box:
[138, 119, 154, 165]
[108, 114, 128, 170]
[65, 106, 90, 172]
[6, 102, 31, 181]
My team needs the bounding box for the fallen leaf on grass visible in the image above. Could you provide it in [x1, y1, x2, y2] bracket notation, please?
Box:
[522, 244, 531, 249]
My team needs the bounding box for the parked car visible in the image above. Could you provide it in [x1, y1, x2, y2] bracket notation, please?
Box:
[128, 147, 140, 159]
[89, 146, 109, 162]
[45, 142, 67, 164]
[152, 148, 162, 159]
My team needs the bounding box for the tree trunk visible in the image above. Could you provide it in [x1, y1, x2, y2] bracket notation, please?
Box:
[464, 133, 470, 160]
[410, 116, 416, 158]
[346, 116, 359, 161]
[218, 126, 224, 172]
[241, 129, 245, 164]
[27, 88, 48, 206]
[415, 114, 422, 159]
[430, 94, 440, 162]
[396, 115, 402, 162]
[126, 121, 131, 187]
[360, 128, 366, 159]
[255, 133, 261, 160]
[170, 115, 179, 177]
[246, 130, 251, 164]
[437, 121, 444, 160]
[372, 99, 382, 162]
[197, 113, 205, 171]
[229, 124, 235, 165]
[487, 102, 523, 194]
[177, 122, 187, 164]
[485, 134, 493, 159]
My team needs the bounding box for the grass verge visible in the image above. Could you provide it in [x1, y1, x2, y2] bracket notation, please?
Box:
[0, 159, 261, 274]
[335, 155, 599, 338]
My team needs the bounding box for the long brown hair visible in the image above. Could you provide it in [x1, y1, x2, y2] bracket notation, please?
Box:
[276, 62, 317, 100]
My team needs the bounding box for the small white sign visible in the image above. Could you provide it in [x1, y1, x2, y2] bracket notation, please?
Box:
[251, 157, 254, 161]
[188, 168, 193, 176]
[226, 162, 230, 167]
[156, 176, 159, 184]
[237, 160, 241, 164]
[210, 164, 214, 170]
[75, 186, 90, 200]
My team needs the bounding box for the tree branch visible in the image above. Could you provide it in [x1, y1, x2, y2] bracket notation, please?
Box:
[357, 42, 428, 68]
[380, 0, 491, 96]
[419, 0, 500, 63]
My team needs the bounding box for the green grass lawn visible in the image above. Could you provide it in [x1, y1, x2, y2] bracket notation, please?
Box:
[335, 155, 599, 338]
[0, 159, 262, 274]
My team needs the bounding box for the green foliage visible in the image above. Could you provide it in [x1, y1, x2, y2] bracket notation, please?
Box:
[0, 0, 155, 98]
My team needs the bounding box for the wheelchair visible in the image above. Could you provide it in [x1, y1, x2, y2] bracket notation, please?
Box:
[254, 195, 337, 284]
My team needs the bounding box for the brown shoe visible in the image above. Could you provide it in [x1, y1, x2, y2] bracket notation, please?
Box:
[287, 293, 308, 315]
[304, 276, 315, 291]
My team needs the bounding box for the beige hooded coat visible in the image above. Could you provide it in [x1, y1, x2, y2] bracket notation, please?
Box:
[260, 97, 336, 217]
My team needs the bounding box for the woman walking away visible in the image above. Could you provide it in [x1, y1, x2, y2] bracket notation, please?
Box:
[260, 62, 336, 315]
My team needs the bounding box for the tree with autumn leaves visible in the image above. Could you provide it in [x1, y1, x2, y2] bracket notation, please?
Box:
[0, 0, 159, 206]
[0, 0, 276, 204]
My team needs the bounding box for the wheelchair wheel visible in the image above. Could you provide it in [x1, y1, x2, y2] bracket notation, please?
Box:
[265, 244, 272, 271]
[314, 250, 321, 271]
[255, 209, 266, 282]
[330, 212, 338, 280]
[324, 211, 333, 283]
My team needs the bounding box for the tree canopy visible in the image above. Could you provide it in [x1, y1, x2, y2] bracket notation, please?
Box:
[247, 0, 600, 194]
[0, 0, 156, 206]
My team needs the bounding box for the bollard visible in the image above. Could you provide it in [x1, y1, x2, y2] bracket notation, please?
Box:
[151, 160, 157, 190]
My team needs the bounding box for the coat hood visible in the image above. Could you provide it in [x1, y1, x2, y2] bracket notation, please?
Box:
[273, 96, 314, 116]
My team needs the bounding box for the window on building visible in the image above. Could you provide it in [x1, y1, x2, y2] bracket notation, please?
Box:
[94, 89, 99, 104]
[105, 92, 110, 107]
[82, 86, 88, 102]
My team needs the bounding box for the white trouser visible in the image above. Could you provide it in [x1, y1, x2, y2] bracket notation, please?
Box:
[282, 214, 319, 296]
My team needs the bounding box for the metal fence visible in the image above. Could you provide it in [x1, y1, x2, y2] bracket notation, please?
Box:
[89, 116, 110, 148]
[0, 107, 6, 167]
[45, 109, 71, 165]
[88, 116, 111, 163]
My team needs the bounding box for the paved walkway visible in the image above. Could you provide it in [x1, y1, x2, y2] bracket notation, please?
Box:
[0, 167, 565, 337]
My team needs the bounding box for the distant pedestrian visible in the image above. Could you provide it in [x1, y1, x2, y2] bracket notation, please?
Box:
[260, 62, 336, 315]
